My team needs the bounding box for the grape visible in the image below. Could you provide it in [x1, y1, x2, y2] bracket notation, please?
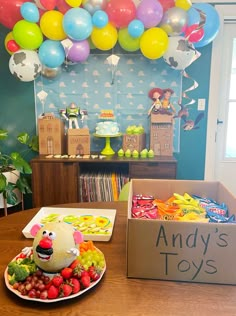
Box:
[78, 249, 105, 270]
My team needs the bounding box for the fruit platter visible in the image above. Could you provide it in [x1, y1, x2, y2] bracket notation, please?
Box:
[5, 241, 106, 303]
[22, 207, 116, 241]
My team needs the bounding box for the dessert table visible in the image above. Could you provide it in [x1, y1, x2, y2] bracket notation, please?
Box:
[1, 201, 236, 316]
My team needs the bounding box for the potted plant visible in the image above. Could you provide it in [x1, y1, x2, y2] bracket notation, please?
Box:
[0, 129, 38, 214]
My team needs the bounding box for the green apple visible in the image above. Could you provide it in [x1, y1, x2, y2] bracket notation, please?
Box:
[117, 148, 124, 157]
[126, 126, 133, 135]
[139, 125, 145, 134]
[140, 148, 148, 158]
[125, 149, 131, 157]
[148, 149, 155, 158]
[133, 127, 140, 135]
[132, 150, 139, 158]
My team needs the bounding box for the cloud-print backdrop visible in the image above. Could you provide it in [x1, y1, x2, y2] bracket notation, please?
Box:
[34, 53, 181, 153]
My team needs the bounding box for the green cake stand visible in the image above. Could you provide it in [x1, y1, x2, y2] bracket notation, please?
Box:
[93, 133, 122, 155]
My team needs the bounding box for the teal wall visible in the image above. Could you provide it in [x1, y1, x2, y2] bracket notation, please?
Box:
[0, 24, 212, 181]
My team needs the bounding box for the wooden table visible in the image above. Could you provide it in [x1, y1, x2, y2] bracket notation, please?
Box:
[1, 201, 236, 316]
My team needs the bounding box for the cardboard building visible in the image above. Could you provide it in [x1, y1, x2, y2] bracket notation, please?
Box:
[67, 128, 90, 155]
[38, 113, 65, 155]
[150, 113, 173, 156]
[122, 133, 146, 152]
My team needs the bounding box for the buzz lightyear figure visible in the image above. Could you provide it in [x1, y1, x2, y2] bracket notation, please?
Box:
[61, 103, 81, 129]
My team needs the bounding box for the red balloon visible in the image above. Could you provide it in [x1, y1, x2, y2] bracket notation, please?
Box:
[40, 0, 57, 10]
[185, 24, 204, 43]
[6, 39, 20, 52]
[158, 0, 175, 12]
[0, 0, 31, 29]
[105, 0, 136, 28]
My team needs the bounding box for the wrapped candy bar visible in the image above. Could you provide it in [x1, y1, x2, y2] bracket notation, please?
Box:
[132, 194, 157, 219]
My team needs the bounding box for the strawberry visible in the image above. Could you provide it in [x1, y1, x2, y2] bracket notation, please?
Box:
[88, 265, 102, 281]
[72, 263, 84, 279]
[47, 285, 59, 299]
[69, 278, 80, 294]
[81, 270, 89, 278]
[52, 275, 63, 287]
[80, 274, 91, 289]
[60, 267, 73, 279]
[60, 283, 73, 297]
[69, 259, 80, 270]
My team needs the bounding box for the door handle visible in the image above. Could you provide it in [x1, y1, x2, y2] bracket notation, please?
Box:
[217, 119, 223, 125]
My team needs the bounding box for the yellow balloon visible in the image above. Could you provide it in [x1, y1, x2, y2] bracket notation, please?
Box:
[65, 0, 82, 7]
[91, 23, 118, 51]
[175, 0, 192, 11]
[140, 28, 169, 60]
[40, 10, 67, 41]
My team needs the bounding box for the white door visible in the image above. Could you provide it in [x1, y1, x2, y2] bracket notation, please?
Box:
[205, 5, 236, 195]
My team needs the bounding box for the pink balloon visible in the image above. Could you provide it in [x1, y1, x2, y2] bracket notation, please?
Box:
[185, 24, 204, 43]
[105, 0, 136, 28]
[66, 39, 90, 62]
[0, 0, 30, 29]
[136, 0, 163, 28]
[56, 0, 71, 13]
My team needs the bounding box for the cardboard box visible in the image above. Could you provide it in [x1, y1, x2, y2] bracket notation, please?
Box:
[38, 114, 65, 155]
[123, 133, 146, 152]
[67, 128, 90, 155]
[127, 179, 236, 285]
[150, 113, 173, 156]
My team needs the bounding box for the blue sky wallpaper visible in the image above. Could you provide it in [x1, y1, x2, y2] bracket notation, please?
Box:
[34, 53, 181, 153]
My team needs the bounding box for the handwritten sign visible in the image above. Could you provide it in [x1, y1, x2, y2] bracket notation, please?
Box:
[127, 219, 236, 284]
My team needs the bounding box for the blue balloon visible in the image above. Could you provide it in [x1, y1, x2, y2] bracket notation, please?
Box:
[20, 2, 39, 23]
[63, 8, 93, 41]
[92, 10, 108, 28]
[38, 40, 65, 68]
[128, 19, 144, 38]
[188, 3, 220, 48]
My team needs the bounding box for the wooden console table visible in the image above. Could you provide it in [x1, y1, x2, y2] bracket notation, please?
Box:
[31, 155, 177, 207]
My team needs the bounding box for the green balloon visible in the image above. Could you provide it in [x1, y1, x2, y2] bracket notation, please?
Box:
[118, 28, 140, 52]
[13, 20, 43, 50]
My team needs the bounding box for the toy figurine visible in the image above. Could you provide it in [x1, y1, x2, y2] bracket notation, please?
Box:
[80, 109, 88, 128]
[148, 87, 163, 116]
[60, 103, 81, 129]
[161, 88, 176, 115]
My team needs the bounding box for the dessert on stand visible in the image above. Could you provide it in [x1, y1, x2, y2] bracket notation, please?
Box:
[94, 110, 122, 155]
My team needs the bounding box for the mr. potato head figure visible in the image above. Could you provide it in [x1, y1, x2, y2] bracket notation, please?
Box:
[22, 222, 84, 273]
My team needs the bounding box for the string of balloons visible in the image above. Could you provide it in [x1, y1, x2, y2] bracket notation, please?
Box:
[0, 0, 220, 82]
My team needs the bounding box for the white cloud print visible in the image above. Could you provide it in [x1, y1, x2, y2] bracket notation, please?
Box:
[59, 82, 66, 88]
[59, 92, 67, 98]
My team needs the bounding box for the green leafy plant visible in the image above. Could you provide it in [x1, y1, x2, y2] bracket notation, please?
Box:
[0, 129, 38, 206]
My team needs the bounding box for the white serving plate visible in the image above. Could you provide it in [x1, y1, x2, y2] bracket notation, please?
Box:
[5, 250, 106, 303]
[22, 207, 116, 241]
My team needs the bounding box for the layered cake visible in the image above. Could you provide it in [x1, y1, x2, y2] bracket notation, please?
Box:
[95, 121, 119, 135]
[95, 110, 119, 135]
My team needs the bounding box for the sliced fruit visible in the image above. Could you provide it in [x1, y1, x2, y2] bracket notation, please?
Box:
[95, 216, 110, 228]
